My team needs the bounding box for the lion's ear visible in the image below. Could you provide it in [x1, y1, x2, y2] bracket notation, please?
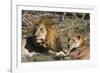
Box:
[48, 20, 55, 25]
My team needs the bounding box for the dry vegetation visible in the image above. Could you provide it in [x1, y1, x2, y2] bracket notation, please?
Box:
[21, 10, 90, 62]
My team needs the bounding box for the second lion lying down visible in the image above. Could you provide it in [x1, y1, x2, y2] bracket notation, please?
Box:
[67, 34, 90, 60]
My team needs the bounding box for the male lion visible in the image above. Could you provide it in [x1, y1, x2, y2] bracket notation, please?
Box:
[67, 34, 90, 60]
[33, 16, 66, 56]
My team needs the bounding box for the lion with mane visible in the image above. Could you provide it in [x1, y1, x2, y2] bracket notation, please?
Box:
[32, 16, 66, 56]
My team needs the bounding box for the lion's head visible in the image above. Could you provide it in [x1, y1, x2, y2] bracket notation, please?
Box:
[68, 35, 85, 50]
[33, 16, 63, 52]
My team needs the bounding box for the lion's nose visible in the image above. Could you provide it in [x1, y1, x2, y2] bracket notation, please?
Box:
[34, 33, 37, 37]
[34, 31, 39, 37]
[34, 35, 37, 38]
[34, 33, 38, 38]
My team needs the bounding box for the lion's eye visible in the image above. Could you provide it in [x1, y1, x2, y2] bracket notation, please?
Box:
[73, 39, 75, 42]
[40, 28, 43, 31]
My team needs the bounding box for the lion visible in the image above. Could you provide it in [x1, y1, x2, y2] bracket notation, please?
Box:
[67, 34, 90, 60]
[33, 16, 66, 56]
[22, 16, 66, 58]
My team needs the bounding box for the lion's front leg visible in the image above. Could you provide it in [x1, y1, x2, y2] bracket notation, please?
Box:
[48, 50, 66, 57]
[48, 50, 56, 55]
[55, 51, 66, 57]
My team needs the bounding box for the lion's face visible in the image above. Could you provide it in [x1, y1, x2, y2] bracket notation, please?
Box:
[68, 35, 83, 50]
[34, 24, 47, 43]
